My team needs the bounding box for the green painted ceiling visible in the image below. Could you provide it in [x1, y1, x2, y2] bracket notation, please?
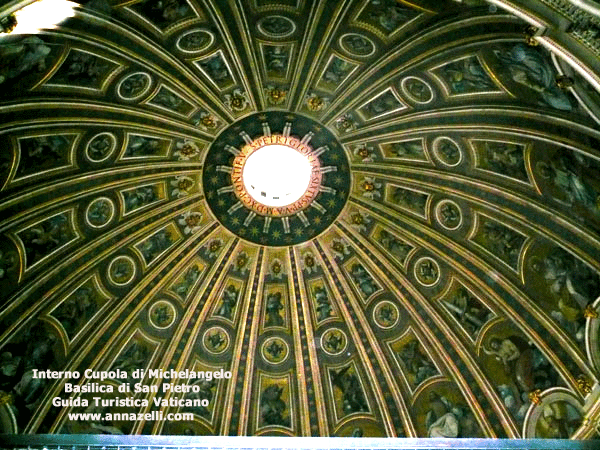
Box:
[1, 0, 600, 439]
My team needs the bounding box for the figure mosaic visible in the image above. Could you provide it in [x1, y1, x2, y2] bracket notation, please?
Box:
[425, 391, 480, 437]
[437, 201, 461, 229]
[0, 250, 18, 280]
[438, 56, 496, 94]
[0, 36, 51, 86]
[330, 365, 369, 415]
[133, 0, 192, 29]
[172, 264, 201, 299]
[149, 302, 174, 328]
[264, 339, 285, 361]
[363, 0, 418, 33]
[572, 71, 600, 113]
[125, 136, 162, 157]
[442, 287, 493, 337]
[540, 247, 599, 341]
[53, 51, 107, 87]
[535, 400, 582, 438]
[122, 185, 158, 212]
[480, 141, 528, 181]
[152, 88, 186, 113]
[18, 213, 75, 266]
[435, 138, 461, 165]
[349, 263, 378, 298]
[391, 186, 428, 213]
[484, 334, 559, 420]
[119, 73, 150, 99]
[265, 292, 284, 327]
[387, 140, 424, 159]
[375, 302, 398, 327]
[397, 338, 438, 388]
[87, 198, 113, 227]
[198, 53, 232, 86]
[416, 258, 439, 285]
[377, 229, 413, 263]
[264, 45, 289, 76]
[87, 133, 115, 161]
[109, 257, 135, 284]
[537, 148, 600, 221]
[138, 228, 175, 264]
[479, 220, 526, 269]
[494, 43, 573, 111]
[111, 341, 151, 384]
[259, 16, 294, 36]
[0, 324, 57, 427]
[322, 330, 345, 354]
[260, 384, 289, 427]
[321, 57, 355, 86]
[403, 77, 433, 102]
[53, 284, 100, 339]
[178, 30, 212, 52]
[216, 284, 239, 320]
[17, 135, 71, 177]
[205, 330, 227, 351]
[183, 379, 215, 418]
[361, 90, 402, 118]
[341, 34, 374, 56]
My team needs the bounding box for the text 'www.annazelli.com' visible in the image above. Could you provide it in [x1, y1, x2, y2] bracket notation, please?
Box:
[67, 411, 193, 421]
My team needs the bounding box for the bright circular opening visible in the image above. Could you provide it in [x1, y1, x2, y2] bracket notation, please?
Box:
[242, 144, 313, 207]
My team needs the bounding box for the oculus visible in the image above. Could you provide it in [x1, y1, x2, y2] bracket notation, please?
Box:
[202, 111, 350, 246]
[242, 144, 313, 207]
[233, 136, 321, 214]
[3, 0, 76, 35]
[257, 15, 296, 38]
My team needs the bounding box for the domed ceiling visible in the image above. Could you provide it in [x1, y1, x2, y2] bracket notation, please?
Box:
[1, 0, 600, 440]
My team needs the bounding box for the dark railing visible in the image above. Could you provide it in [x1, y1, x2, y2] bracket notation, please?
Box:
[0, 436, 599, 450]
